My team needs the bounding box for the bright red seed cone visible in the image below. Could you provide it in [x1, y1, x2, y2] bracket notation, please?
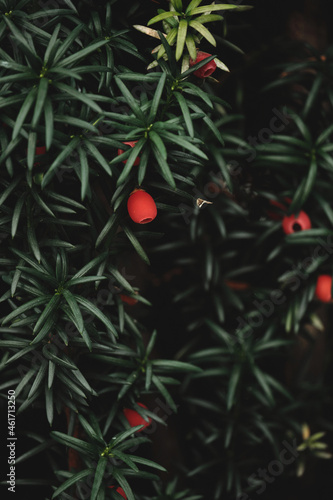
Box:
[189, 51, 217, 78]
[123, 402, 152, 431]
[118, 141, 140, 166]
[108, 486, 127, 499]
[127, 189, 157, 224]
[315, 275, 333, 302]
[282, 210, 311, 234]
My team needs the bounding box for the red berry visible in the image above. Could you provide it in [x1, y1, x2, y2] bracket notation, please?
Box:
[127, 189, 157, 224]
[282, 211, 311, 234]
[315, 275, 332, 302]
[123, 402, 152, 431]
[120, 294, 138, 306]
[189, 51, 217, 78]
[108, 486, 127, 499]
[117, 141, 140, 166]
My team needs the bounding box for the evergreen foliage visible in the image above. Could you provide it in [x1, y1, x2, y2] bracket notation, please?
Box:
[0, 1, 333, 499]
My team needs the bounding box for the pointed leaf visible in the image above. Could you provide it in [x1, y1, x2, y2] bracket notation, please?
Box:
[148, 72, 167, 122]
[74, 295, 118, 337]
[78, 146, 89, 200]
[84, 140, 112, 176]
[188, 20, 216, 46]
[149, 130, 167, 159]
[128, 455, 167, 471]
[147, 11, 181, 26]
[2, 296, 50, 325]
[185, 33, 197, 61]
[176, 20, 188, 61]
[186, 0, 203, 13]
[28, 361, 47, 399]
[32, 78, 49, 129]
[33, 294, 61, 334]
[173, 91, 194, 137]
[41, 136, 81, 188]
[152, 374, 177, 412]
[111, 471, 135, 500]
[62, 289, 84, 333]
[156, 29, 178, 74]
[58, 39, 109, 68]
[151, 142, 176, 188]
[114, 77, 145, 122]
[159, 130, 208, 159]
[51, 469, 93, 499]
[191, 4, 251, 15]
[91, 457, 108, 500]
[122, 226, 150, 265]
[45, 384, 54, 426]
[194, 14, 224, 24]
[117, 138, 146, 186]
[111, 426, 145, 448]
[53, 82, 101, 113]
[227, 363, 241, 410]
[157, 27, 178, 59]
[27, 130, 37, 171]
[214, 57, 230, 72]
[11, 194, 26, 238]
[171, 0, 183, 10]
[12, 88, 37, 139]
[69, 252, 108, 281]
[112, 450, 139, 472]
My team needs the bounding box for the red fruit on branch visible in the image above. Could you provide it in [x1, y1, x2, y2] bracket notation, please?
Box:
[315, 275, 332, 302]
[189, 51, 217, 78]
[123, 402, 152, 431]
[127, 189, 157, 224]
[117, 141, 140, 166]
[282, 210, 311, 234]
[108, 485, 127, 499]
